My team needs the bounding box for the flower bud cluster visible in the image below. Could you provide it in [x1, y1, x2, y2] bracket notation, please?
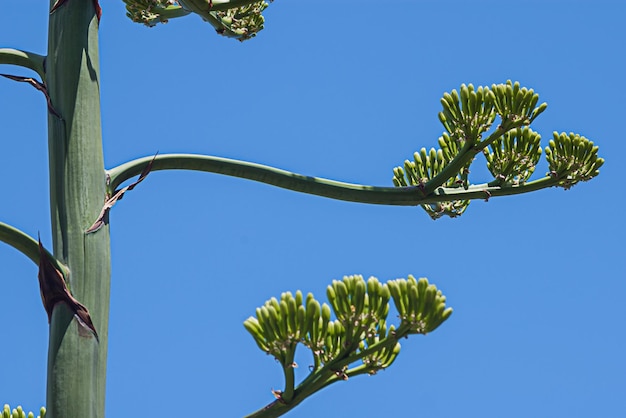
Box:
[392, 143, 471, 219]
[392, 80, 601, 219]
[123, 0, 183, 27]
[124, 0, 271, 41]
[244, 275, 452, 378]
[546, 132, 604, 189]
[1, 404, 45, 418]
[178, 0, 269, 41]
[484, 127, 542, 186]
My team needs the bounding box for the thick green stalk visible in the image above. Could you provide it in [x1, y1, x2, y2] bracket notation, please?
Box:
[46, 2, 110, 418]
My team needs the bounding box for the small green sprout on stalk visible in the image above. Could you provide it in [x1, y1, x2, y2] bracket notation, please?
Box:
[1, 405, 45, 418]
[243, 275, 452, 417]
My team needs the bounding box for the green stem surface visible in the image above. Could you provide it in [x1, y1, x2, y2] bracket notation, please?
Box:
[211, 0, 267, 11]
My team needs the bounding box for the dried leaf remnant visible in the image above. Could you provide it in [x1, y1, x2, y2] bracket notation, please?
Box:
[50, 0, 102, 22]
[0, 74, 61, 118]
[86, 153, 157, 233]
[37, 239, 99, 341]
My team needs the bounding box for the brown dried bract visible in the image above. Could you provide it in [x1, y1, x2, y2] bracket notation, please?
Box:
[50, 0, 102, 22]
[37, 239, 99, 341]
[86, 153, 158, 233]
[271, 389, 285, 403]
[0, 74, 61, 118]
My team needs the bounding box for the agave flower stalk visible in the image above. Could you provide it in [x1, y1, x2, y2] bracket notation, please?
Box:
[44, 2, 110, 417]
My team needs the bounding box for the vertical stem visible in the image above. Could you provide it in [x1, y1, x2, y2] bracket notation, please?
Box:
[46, 2, 110, 418]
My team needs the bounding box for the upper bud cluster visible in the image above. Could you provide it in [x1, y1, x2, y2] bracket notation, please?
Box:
[124, 0, 271, 41]
[123, 0, 186, 27]
[178, 0, 269, 41]
[212, 1, 269, 41]
[437, 81, 547, 144]
[439, 84, 497, 143]
[491, 81, 547, 127]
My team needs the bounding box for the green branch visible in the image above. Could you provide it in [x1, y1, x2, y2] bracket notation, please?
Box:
[0, 222, 42, 266]
[0, 48, 46, 79]
[210, 0, 266, 11]
[422, 121, 518, 196]
[0, 222, 68, 275]
[143, 4, 191, 20]
[107, 153, 563, 207]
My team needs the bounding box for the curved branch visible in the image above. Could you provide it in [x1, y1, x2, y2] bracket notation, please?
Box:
[0, 222, 69, 276]
[0, 222, 41, 266]
[107, 153, 422, 205]
[147, 5, 190, 20]
[107, 153, 563, 207]
[0, 48, 46, 79]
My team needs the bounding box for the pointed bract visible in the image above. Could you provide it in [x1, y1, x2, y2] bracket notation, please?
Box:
[37, 239, 99, 341]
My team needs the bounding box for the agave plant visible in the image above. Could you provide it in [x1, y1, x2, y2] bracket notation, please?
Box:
[0, 2, 603, 418]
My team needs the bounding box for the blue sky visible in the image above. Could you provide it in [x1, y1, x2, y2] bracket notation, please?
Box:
[1, 1, 625, 417]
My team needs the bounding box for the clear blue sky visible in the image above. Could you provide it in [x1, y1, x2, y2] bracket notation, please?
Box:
[1, 1, 625, 417]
